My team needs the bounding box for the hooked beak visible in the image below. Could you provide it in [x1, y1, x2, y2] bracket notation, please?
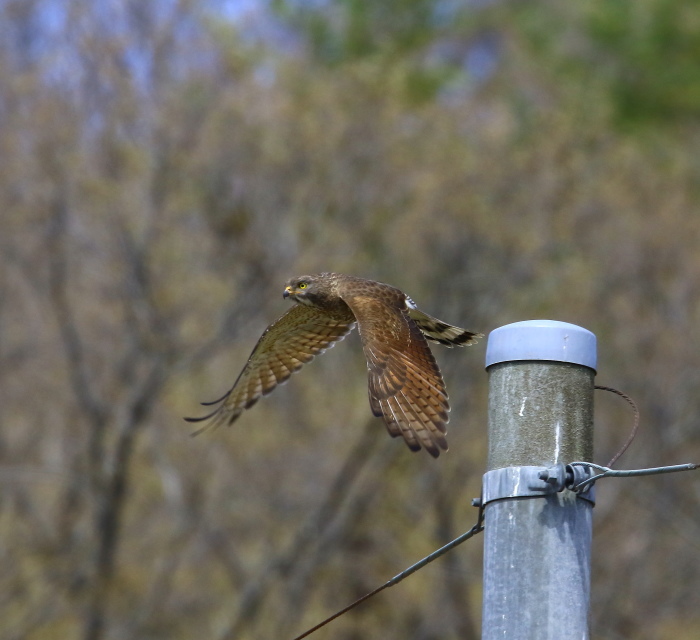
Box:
[283, 286, 293, 299]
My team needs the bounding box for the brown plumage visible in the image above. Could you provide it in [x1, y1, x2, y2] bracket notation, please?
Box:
[185, 273, 482, 457]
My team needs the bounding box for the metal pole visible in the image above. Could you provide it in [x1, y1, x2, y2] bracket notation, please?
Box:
[482, 320, 596, 640]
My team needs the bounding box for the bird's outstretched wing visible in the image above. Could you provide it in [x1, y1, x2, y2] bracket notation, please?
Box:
[340, 293, 450, 458]
[185, 304, 356, 434]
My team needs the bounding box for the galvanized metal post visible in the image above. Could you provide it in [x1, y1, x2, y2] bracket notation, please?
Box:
[482, 320, 596, 640]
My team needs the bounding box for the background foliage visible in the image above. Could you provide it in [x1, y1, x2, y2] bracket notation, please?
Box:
[1, 1, 700, 638]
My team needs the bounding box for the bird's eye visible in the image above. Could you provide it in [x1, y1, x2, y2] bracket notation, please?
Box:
[298, 282, 307, 289]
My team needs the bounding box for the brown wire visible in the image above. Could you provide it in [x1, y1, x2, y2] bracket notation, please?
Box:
[594, 385, 640, 468]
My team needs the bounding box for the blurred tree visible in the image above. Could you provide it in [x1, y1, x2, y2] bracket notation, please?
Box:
[585, 0, 700, 124]
[271, 0, 494, 103]
[272, 0, 439, 61]
[500, 0, 700, 127]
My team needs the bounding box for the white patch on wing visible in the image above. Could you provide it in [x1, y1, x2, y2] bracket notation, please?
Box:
[405, 295, 418, 309]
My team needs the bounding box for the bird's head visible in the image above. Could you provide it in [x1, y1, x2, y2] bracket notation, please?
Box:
[283, 274, 326, 307]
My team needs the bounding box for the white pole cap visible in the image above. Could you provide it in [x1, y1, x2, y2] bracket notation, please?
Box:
[485, 320, 597, 371]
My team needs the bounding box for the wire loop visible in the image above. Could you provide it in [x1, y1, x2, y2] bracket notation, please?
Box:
[568, 461, 699, 493]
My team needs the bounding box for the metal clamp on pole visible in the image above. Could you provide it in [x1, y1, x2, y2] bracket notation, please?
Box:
[566, 462, 599, 495]
[481, 464, 596, 508]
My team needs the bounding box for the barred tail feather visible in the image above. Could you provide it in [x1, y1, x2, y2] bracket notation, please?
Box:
[407, 309, 483, 348]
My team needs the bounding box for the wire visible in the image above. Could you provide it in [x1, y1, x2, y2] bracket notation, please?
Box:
[291, 499, 485, 640]
[594, 385, 640, 467]
[569, 461, 699, 493]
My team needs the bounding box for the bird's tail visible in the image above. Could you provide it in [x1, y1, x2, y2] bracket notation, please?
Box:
[408, 309, 483, 347]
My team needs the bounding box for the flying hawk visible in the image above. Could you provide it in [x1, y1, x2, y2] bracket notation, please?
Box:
[186, 273, 482, 457]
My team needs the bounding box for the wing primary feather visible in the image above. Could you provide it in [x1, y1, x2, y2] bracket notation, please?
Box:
[199, 387, 234, 406]
[184, 407, 222, 423]
[377, 399, 399, 438]
[396, 390, 441, 455]
[386, 396, 422, 452]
